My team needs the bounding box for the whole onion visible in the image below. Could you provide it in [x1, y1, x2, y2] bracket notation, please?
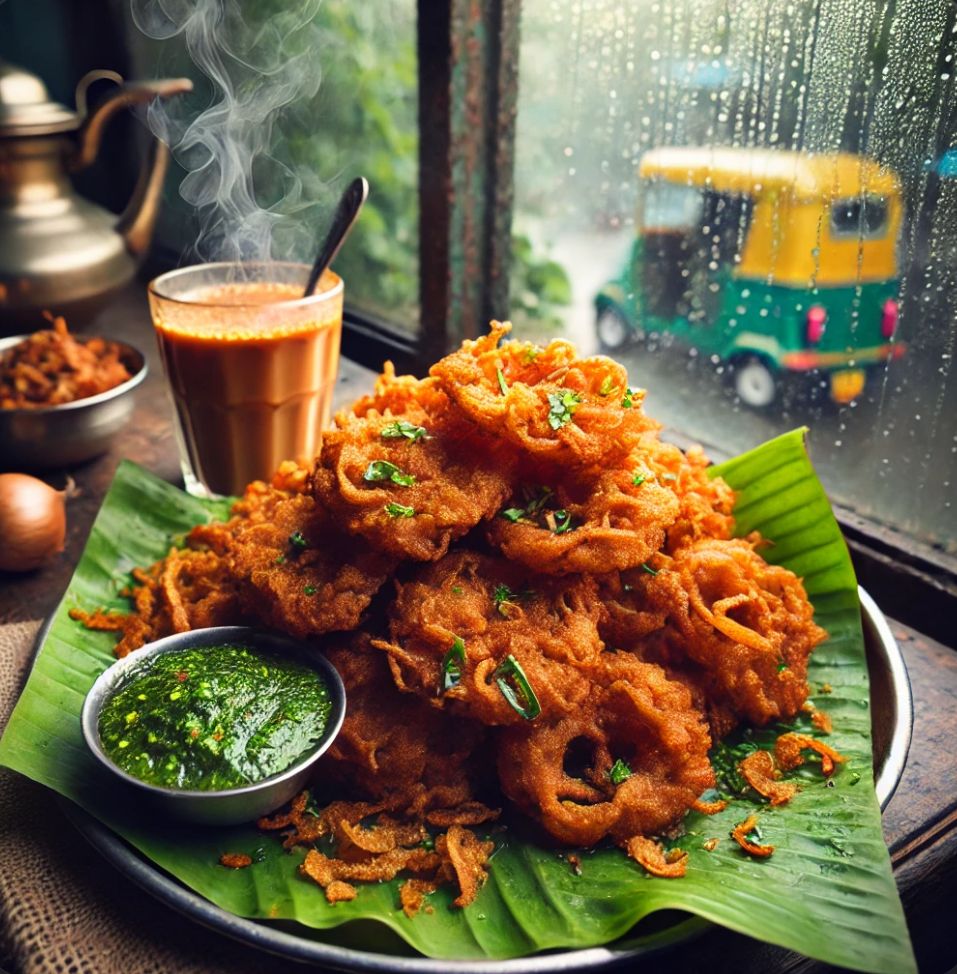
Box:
[0, 473, 67, 572]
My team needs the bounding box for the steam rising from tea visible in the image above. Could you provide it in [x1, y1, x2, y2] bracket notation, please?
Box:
[131, 0, 325, 264]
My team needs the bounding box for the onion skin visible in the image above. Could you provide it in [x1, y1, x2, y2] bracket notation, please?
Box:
[0, 473, 67, 572]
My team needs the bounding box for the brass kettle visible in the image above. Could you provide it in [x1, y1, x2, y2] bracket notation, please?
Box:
[0, 60, 192, 333]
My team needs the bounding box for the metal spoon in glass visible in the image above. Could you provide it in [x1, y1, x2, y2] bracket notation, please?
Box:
[303, 176, 369, 297]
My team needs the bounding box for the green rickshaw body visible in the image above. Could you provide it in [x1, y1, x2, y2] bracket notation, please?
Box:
[595, 148, 906, 406]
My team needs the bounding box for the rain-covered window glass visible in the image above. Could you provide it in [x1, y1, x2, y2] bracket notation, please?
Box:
[512, 0, 957, 552]
[124, 0, 419, 331]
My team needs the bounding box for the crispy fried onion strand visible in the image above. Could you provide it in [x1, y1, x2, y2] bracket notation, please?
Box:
[624, 836, 689, 878]
[775, 733, 846, 777]
[739, 749, 800, 806]
[730, 814, 774, 858]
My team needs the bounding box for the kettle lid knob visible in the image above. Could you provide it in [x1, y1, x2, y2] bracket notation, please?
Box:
[0, 59, 78, 135]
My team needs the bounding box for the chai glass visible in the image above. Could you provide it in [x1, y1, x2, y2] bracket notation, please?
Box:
[147, 262, 343, 498]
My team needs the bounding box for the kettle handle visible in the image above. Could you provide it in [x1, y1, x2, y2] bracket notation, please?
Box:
[71, 73, 193, 172]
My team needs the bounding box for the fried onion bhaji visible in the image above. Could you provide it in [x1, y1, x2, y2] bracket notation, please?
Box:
[345, 360, 446, 420]
[486, 450, 679, 575]
[497, 652, 714, 847]
[189, 475, 393, 639]
[373, 550, 607, 725]
[321, 634, 496, 821]
[312, 405, 513, 562]
[69, 546, 244, 657]
[642, 438, 736, 552]
[69, 463, 317, 656]
[603, 537, 827, 731]
[429, 320, 657, 470]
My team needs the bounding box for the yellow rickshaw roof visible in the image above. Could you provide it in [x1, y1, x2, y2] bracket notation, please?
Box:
[638, 147, 900, 199]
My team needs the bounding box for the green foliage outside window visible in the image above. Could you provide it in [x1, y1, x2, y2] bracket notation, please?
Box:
[143, 0, 570, 334]
[298, 1, 570, 331]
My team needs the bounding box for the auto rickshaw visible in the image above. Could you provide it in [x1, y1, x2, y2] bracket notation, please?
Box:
[594, 147, 905, 407]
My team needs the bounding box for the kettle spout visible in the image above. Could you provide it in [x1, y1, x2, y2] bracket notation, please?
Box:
[116, 135, 173, 260]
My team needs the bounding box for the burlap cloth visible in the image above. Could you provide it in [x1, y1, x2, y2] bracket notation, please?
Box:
[0, 620, 333, 974]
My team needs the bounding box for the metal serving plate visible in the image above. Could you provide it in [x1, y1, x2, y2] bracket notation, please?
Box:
[0, 333, 147, 470]
[60, 585, 914, 973]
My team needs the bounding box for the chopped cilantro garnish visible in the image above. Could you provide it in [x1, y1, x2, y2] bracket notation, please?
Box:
[497, 367, 509, 395]
[549, 509, 575, 534]
[711, 738, 760, 796]
[493, 654, 541, 720]
[441, 637, 466, 692]
[621, 387, 638, 408]
[304, 584, 317, 596]
[492, 584, 534, 616]
[364, 460, 417, 487]
[493, 583, 515, 608]
[501, 507, 525, 522]
[380, 420, 428, 441]
[777, 662, 789, 672]
[547, 390, 582, 430]
[304, 797, 322, 818]
[274, 554, 286, 565]
[641, 563, 658, 576]
[289, 530, 308, 551]
[632, 472, 646, 487]
[385, 502, 416, 518]
[609, 758, 633, 785]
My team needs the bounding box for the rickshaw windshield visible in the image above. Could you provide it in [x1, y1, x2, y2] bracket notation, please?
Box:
[640, 181, 703, 231]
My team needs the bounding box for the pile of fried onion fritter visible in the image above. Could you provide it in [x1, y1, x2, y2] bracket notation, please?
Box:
[74, 322, 828, 914]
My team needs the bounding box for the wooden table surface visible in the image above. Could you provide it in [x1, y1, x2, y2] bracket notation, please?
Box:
[0, 283, 954, 973]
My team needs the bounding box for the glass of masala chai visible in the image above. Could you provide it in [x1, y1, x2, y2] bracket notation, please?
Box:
[147, 262, 343, 498]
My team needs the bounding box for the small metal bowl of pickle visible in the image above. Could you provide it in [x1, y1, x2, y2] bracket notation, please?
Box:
[0, 333, 146, 471]
[80, 626, 346, 826]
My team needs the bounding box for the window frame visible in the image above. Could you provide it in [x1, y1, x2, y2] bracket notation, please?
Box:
[341, 0, 520, 373]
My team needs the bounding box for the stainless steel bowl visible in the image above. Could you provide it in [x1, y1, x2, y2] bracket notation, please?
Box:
[0, 333, 147, 470]
[80, 626, 346, 826]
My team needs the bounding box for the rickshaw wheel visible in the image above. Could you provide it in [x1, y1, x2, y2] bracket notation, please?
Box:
[733, 356, 778, 409]
[596, 306, 632, 351]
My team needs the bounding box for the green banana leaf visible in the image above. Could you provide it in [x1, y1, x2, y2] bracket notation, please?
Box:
[0, 428, 916, 971]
